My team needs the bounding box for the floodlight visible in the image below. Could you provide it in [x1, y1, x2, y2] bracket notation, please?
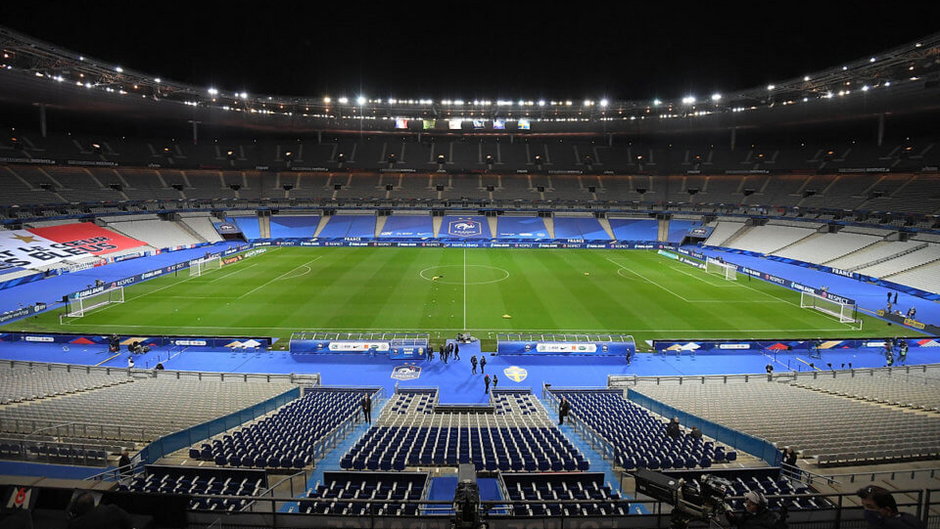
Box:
[653, 99, 662, 106]
[710, 93, 721, 101]
[338, 97, 348, 104]
[599, 99, 608, 107]
[115, 66, 123, 73]
[538, 100, 546, 106]
[681, 96, 696, 105]
[208, 87, 218, 96]
[323, 97, 331, 103]
[357, 96, 366, 105]
[766, 84, 775, 90]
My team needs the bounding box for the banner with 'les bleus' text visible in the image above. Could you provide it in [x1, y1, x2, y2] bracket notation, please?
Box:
[0, 223, 146, 273]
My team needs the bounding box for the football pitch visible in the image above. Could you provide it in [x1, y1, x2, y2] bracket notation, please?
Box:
[5, 247, 914, 347]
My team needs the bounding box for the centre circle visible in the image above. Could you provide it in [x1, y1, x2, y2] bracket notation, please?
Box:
[420, 265, 510, 285]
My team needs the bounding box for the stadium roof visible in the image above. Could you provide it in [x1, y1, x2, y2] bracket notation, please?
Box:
[1, 6, 940, 134]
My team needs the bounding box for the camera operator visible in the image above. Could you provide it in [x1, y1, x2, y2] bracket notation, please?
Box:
[728, 491, 783, 529]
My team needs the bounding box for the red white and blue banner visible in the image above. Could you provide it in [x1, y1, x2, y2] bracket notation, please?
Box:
[0, 223, 146, 273]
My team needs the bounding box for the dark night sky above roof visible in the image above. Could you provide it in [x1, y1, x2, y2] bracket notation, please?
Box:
[3, 2, 939, 102]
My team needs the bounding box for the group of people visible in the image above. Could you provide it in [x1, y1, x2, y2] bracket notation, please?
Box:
[430, 341, 460, 363]
[428, 341, 498, 394]
[883, 337, 909, 367]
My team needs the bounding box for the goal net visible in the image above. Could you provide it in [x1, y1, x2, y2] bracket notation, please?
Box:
[800, 291, 860, 326]
[63, 286, 125, 319]
[189, 256, 222, 277]
[705, 258, 737, 281]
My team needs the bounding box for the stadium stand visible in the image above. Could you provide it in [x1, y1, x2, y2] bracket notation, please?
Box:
[789, 367, 940, 412]
[0, 373, 294, 444]
[187, 388, 371, 470]
[547, 389, 737, 471]
[341, 389, 589, 472]
[120, 465, 267, 512]
[268, 215, 320, 239]
[628, 375, 940, 466]
[103, 215, 203, 249]
[608, 218, 659, 241]
[316, 214, 377, 239]
[503, 472, 627, 517]
[298, 471, 428, 516]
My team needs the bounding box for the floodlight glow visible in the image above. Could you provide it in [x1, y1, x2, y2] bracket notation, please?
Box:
[803, 76, 810, 81]
[711, 93, 721, 101]
[538, 100, 546, 106]
[766, 84, 775, 90]
[208, 88, 218, 95]
[869, 57, 876, 63]
[653, 99, 662, 106]
[861, 85, 870, 91]
[239, 92, 248, 99]
[115, 66, 123, 73]
[357, 96, 366, 105]
[323, 97, 331, 103]
[681, 96, 696, 105]
[600, 99, 608, 107]
[154, 78, 161, 83]
[79, 56, 85, 61]
[884, 81, 891, 87]
[338, 97, 348, 104]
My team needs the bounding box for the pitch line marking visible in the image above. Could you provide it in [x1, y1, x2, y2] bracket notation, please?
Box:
[209, 263, 260, 282]
[418, 265, 510, 285]
[237, 256, 323, 299]
[661, 260, 736, 287]
[607, 257, 690, 302]
[54, 323, 856, 333]
[62, 271, 204, 324]
[277, 264, 312, 281]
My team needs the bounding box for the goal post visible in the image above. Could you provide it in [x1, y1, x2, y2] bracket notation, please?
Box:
[800, 291, 860, 327]
[189, 256, 222, 277]
[705, 258, 737, 281]
[61, 285, 125, 321]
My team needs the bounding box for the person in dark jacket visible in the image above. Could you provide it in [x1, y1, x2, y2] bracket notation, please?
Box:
[67, 492, 133, 529]
[729, 491, 783, 529]
[858, 486, 926, 529]
[361, 394, 372, 423]
[558, 398, 571, 425]
[666, 417, 681, 439]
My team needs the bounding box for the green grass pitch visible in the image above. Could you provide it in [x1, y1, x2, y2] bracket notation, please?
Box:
[4, 247, 916, 348]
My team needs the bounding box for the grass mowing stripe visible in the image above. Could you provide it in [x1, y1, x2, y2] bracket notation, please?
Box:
[236, 255, 323, 299]
[5, 247, 919, 345]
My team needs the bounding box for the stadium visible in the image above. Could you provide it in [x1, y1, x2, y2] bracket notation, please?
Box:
[0, 7, 939, 529]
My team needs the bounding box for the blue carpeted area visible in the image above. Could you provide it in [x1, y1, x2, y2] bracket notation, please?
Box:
[0, 241, 243, 314]
[695, 246, 940, 327]
[4, 341, 934, 398]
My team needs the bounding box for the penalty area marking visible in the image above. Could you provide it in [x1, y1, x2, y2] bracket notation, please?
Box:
[419, 264, 510, 286]
[277, 265, 312, 281]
